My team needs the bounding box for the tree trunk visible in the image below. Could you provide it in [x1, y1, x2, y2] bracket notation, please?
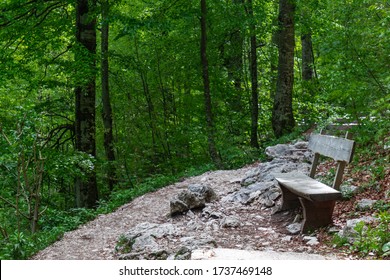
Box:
[301, 32, 314, 82]
[74, 0, 98, 208]
[272, 0, 296, 138]
[247, 0, 259, 149]
[223, 0, 244, 91]
[200, 0, 222, 167]
[101, 0, 117, 191]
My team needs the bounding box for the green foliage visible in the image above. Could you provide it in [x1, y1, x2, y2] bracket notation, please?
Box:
[1, 232, 34, 260]
[115, 234, 135, 254]
[0, 0, 388, 259]
[220, 145, 262, 169]
[352, 211, 390, 258]
[332, 211, 390, 259]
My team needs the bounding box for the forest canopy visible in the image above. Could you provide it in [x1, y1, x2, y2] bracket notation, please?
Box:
[0, 0, 389, 259]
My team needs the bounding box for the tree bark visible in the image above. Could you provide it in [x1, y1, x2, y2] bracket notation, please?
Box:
[223, 0, 244, 91]
[301, 32, 314, 82]
[74, 0, 98, 208]
[200, 0, 222, 167]
[247, 0, 260, 149]
[101, 0, 117, 191]
[272, 0, 296, 138]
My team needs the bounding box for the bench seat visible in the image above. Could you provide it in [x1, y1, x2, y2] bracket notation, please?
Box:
[274, 172, 342, 202]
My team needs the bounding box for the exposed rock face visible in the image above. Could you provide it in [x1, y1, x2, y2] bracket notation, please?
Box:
[235, 141, 313, 209]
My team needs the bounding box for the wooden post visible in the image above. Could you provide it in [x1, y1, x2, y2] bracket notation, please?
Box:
[299, 198, 335, 233]
[309, 153, 320, 179]
[332, 131, 353, 190]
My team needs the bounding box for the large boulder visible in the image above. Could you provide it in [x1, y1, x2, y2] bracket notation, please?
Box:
[170, 184, 217, 216]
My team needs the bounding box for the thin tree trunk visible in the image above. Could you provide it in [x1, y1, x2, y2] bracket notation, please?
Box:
[272, 0, 296, 138]
[74, 0, 98, 208]
[223, 0, 244, 91]
[301, 32, 314, 83]
[101, 0, 117, 191]
[200, 0, 222, 167]
[134, 37, 158, 164]
[247, 0, 259, 149]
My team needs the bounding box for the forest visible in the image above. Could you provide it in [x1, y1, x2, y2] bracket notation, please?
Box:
[0, 0, 389, 259]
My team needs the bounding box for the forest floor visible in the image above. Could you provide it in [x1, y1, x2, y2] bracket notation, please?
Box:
[31, 153, 389, 260]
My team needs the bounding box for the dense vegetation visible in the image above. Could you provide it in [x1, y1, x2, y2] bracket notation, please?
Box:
[0, 0, 388, 259]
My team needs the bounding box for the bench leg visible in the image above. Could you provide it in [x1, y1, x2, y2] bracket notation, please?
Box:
[278, 185, 301, 211]
[299, 198, 335, 233]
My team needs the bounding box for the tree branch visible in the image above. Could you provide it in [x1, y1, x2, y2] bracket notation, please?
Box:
[0, 195, 30, 220]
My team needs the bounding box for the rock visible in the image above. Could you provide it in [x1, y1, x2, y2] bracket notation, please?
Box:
[116, 222, 178, 260]
[222, 182, 274, 204]
[119, 249, 170, 260]
[241, 158, 311, 187]
[188, 184, 218, 202]
[328, 226, 340, 234]
[180, 235, 218, 249]
[281, 236, 292, 242]
[340, 185, 359, 198]
[170, 184, 217, 216]
[293, 141, 308, 149]
[338, 216, 378, 242]
[265, 144, 290, 159]
[205, 220, 220, 232]
[202, 207, 224, 219]
[303, 236, 319, 246]
[286, 223, 302, 235]
[170, 198, 190, 215]
[124, 222, 177, 239]
[268, 189, 281, 201]
[221, 216, 241, 228]
[356, 199, 377, 210]
[131, 234, 159, 252]
[264, 142, 312, 162]
[185, 220, 199, 231]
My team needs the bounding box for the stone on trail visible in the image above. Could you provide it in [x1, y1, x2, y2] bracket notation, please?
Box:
[286, 223, 302, 235]
[170, 184, 218, 216]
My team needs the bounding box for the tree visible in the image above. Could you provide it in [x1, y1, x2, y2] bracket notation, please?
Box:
[101, 0, 117, 191]
[300, 2, 316, 96]
[200, 0, 222, 167]
[272, 0, 296, 137]
[221, 0, 245, 91]
[246, 0, 260, 149]
[74, 0, 99, 208]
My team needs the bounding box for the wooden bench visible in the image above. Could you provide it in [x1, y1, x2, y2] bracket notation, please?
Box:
[274, 132, 356, 233]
